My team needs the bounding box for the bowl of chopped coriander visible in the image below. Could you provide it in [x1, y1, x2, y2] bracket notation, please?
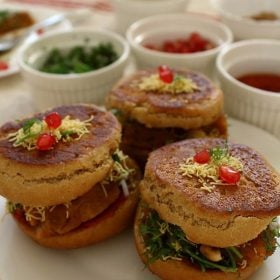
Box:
[18, 28, 130, 109]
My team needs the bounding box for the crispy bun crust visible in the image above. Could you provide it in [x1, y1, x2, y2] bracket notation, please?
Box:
[134, 204, 270, 280]
[106, 69, 224, 129]
[0, 104, 121, 206]
[15, 189, 139, 249]
[141, 138, 280, 247]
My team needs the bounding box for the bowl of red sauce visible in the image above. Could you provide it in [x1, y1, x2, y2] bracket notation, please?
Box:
[126, 13, 233, 77]
[216, 39, 280, 139]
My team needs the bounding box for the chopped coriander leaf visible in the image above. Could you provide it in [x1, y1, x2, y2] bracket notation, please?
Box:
[140, 209, 243, 272]
[112, 152, 121, 163]
[40, 43, 118, 74]
[0, 10, 9, 21]
[210, 144, 229, 162]
[262, 225, 280, 252]
[22, 118, 41, 133]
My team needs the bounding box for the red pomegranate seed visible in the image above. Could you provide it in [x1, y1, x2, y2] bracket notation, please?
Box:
[194, 149, 211, 164]
[13, 208, 25, 223]
[158, 65, 173, 83]
[36, 133, 56, 150]
[44, 112, 62, 129]
[219, 166, 241, 184]
[36, 28, 45, 35]
[144, 32, 214, 54]
[0, 61, 9, 71]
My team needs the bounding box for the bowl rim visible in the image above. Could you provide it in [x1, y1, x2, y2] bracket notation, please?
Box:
[126, 12, 233, 59]
[216, 39, 280, 98]
[18, 27, 130, 80]
[211, 0, 280, 27]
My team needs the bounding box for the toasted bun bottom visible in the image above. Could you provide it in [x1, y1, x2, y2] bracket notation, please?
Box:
[134, 204, 270, 280]
[14, 190, 139, 249]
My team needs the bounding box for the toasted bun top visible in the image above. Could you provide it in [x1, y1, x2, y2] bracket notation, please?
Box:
[0, 104, 121, 206]
[144, 138, 280, 218]
[0, 104, 120, 165]
[106, 68, 223, 129]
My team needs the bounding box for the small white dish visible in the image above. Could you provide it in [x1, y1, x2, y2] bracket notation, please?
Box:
[211, 0, 280, 40]
[216, 39, 280, 139]
[18, 28, 130, 109]
[126, 13, 233, 77]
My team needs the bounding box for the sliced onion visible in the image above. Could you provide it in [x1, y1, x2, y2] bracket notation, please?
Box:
[120, 179, 129, 197]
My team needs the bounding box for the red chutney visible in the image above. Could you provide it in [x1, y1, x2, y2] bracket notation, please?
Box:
[144, 32, 215, 54]
[237, 73, 280, 93]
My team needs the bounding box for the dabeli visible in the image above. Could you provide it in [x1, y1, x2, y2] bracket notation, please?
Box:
[106, 66, 227, 168]
[0, 104, 141, 249]
[135, 138, 280, 280]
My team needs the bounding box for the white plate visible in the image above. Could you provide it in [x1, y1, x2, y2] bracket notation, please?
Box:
[0, 118, 279, 280]
[0, 3, 72, 78]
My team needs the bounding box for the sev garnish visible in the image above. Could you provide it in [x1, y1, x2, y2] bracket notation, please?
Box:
[179, 146, 243, 192]
[7, 114, 93, 150]
[138, 74, 198, 94]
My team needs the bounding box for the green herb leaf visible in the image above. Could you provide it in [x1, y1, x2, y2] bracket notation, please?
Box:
[140, 209, 241, 272]
[210, 143, 229, 162]
[40, 43, 118, 74]
[22, 118, 40, 133]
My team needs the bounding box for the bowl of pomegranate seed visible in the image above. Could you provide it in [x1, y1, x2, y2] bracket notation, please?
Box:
[126, 13, 233, 77]
[17, 28, 130, 110]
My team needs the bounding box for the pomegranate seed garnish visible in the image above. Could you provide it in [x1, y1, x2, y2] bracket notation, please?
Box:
[194, 149, 211, 164]
[44, 112, 62, 129]
[36, 133, 56, 150]
[158, 65, 173, 83]
[0, 61, 9, 71]
[36, 28, 44, 35]
[219, 166, 241, 184]
[144, 32, 214, 54]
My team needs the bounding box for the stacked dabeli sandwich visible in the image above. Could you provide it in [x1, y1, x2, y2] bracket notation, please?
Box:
[106, 66, 227, 167]
[0, 104, 141, 249]
[135, 138, 280, 280]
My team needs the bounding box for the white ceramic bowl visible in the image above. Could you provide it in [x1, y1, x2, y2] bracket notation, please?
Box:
[211, 0, 280, 40]
[18, 28, 130, 110]
[112, 0, 190, 35]
[126, 13, 233, 77]
[216, 39, 280, 139]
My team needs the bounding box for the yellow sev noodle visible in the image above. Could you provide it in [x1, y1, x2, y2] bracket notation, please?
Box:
[138, 74, 197, 94]
[179, 156, 243, 192]
[7, 115, 94, 150]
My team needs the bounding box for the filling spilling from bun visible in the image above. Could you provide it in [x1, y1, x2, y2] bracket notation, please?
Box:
[6, 149, 138, 237]
[115, 112, 227, 168]
[138, 206, 279, 273]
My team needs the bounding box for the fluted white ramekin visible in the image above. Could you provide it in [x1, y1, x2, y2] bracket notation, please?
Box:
[18, 28, 130, 110]
[216, 39, 280, 139]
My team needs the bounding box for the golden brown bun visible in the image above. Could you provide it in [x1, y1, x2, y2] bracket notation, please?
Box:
[14, 189, 139, 249]
[141, 138, 280, 247]
[106, 68, 224, 129]
[0, 104, 121, 206]
[134, 204, 271, 280]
